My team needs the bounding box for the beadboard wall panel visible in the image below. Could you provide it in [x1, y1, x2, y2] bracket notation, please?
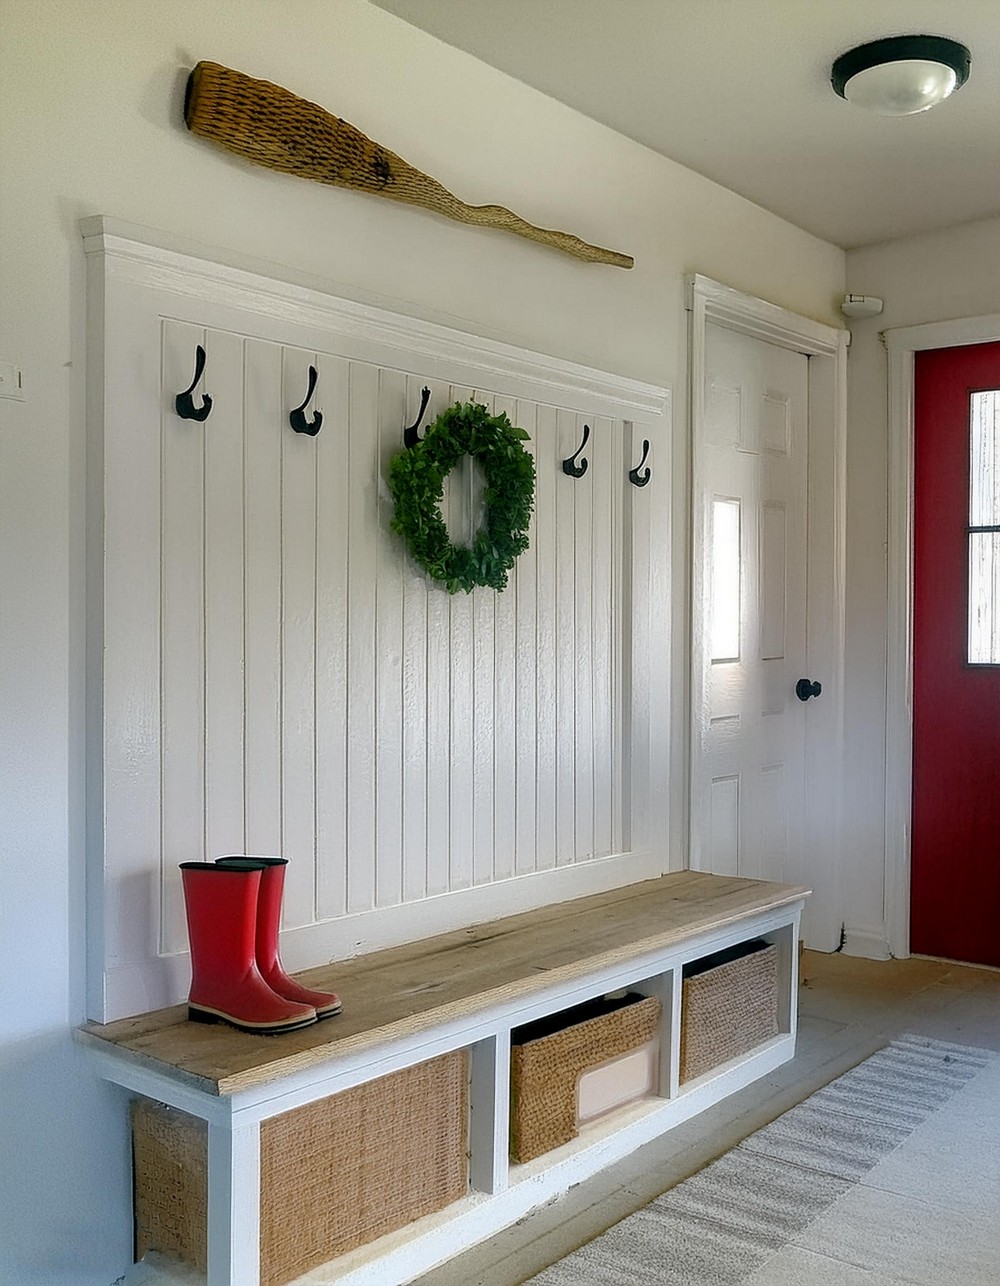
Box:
[84, 219, 670, 1022]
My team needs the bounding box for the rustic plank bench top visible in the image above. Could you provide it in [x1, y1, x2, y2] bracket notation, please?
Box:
[77, 871, 807, 1097]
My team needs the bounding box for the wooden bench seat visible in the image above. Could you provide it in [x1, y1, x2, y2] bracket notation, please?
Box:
[77, 871, 809, 1285]
[79, 871, 806, 1095]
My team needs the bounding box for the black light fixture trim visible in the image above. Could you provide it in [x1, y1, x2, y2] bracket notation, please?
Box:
[831, 34, 971, 100]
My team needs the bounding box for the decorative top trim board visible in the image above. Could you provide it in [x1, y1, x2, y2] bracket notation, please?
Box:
[80, 216, 667, 422]
[686, 273, 846, 359]
[883, 313, 1000, 355]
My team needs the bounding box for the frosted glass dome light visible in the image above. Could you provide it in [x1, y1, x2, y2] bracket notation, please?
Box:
[832, 35, 970, 116]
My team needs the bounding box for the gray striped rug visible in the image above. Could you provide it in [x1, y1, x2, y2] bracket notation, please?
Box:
[528, 1034, 993, 1286]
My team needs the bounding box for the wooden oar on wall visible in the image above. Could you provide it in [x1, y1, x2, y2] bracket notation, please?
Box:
[184, 61, 634, 270]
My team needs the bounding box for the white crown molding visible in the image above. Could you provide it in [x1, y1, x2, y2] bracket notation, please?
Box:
[883, 314, 1000, 356]
[81, 215, 668, 422]
[686, 273, 846, 357]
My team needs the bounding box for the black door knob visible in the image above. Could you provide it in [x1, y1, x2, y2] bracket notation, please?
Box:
[795, 678, 822, 702]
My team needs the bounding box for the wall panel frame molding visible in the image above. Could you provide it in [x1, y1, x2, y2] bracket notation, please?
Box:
[83, 217, 670, 1022]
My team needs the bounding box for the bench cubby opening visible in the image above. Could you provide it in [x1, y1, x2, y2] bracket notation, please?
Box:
[509, 991, 662, 1162]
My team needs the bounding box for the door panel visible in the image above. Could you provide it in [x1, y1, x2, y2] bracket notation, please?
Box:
[912, 341, 1000, 967]
[694, 324, 809, 886]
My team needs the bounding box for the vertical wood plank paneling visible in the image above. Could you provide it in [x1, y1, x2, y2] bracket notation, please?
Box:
[160, 320, 207, 953]
[280, 348, 319, 926]
[533, 403, 558, 873]
[315, 353, 351, 920]
[554, 409, 579, 865]
[471, 389, 496, 887]
[513, 401, 539, 877]
[203, 330, 246, 862]
[574, 412, 596, 863]
[400, 375, 429, 904]
[611, 419, 626, 853]
[591, 416, 615, 857]
[94, 244, 671, 1022]
[422, 378, 453, 898]
[154, 330, 644, 955]
[346, 360, 379, 913]
[447, 382, 476, 891]
[243, 341, 283, 864]
[99, 301, 163, 996]
[375, 367, 407, 907]
[491, 393, 520, 883]
[627, 421, 652, 855]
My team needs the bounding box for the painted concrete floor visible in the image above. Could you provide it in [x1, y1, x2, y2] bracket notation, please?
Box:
[414, 951, 1000, 1286]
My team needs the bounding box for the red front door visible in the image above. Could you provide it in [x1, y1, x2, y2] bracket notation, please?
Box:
[912, 341, 1000, 967]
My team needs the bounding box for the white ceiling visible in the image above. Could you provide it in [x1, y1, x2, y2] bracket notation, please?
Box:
[372, 0, 1000, 249]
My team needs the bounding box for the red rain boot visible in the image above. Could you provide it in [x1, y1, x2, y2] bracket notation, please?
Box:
[180, 861, 317, 1034]
[216, 856, 342, 1019]
[214, 859, 341, 1018]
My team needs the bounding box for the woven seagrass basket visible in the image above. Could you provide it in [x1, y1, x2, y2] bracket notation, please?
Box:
[131, 1049, 468, 1286]
[679, 940, 778, 1083]
[131, 1099, 207, 1272]
[510, 993, 661, 1163]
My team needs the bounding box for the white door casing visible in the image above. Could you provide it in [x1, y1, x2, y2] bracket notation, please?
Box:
[688, 276, 848, 951]
[884, 312, 1000, 961]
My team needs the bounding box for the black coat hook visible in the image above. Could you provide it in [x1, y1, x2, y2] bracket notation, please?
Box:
[562, 423, 591, 478]
[628, 439, 651, 487]
[289, 365, 323, 436]
[404, 386, 432, 448]
[175, 344, 212, 421]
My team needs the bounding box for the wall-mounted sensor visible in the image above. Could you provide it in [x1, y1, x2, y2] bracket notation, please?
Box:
[841, 294, 884, 319]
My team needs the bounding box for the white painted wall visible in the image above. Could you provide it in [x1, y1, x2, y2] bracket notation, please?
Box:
[0, 1, 843, 1280]
[842, 217, 1000, 954]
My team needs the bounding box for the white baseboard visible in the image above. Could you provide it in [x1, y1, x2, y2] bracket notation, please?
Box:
[281, 850, 664, 969]
[841, 925, 892, 960]
[104, 850, 665, 1021]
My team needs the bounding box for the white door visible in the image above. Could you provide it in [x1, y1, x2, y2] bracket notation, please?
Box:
[691, 322, 810, 887]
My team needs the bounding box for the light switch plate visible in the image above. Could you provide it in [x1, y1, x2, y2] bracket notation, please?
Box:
[0, 362, 25, 400]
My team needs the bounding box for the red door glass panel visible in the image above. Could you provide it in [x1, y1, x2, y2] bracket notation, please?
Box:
[912, 341, 1000, 967]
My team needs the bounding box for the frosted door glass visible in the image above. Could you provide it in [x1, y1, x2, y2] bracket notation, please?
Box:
[969, 390, 1000, 526]
[711, 498, 741, 662]
[969, 532, 1000, 664]
[968, 390, 1000, 663]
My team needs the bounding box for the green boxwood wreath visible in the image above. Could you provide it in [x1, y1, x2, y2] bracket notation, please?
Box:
[388, 400, 536, 593]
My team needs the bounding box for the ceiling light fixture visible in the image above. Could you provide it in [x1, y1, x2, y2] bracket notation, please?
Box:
[831, 34, 970, 116]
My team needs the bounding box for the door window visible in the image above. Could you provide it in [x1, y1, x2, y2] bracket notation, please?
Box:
[968, 388, 1000, 664]
[711, 497, 741, 662]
